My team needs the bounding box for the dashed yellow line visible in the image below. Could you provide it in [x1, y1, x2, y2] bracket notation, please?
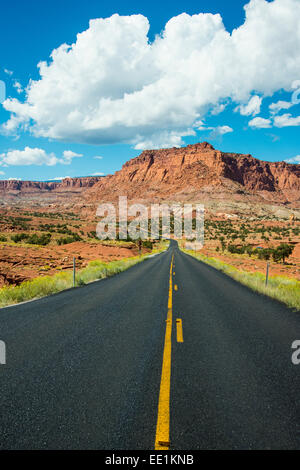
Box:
[155, 254, 174, 450]
[176, 319, 184, 343]
[174, 284, 178, 291]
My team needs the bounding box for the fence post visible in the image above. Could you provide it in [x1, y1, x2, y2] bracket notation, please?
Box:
[265, 262, 270, 287]
[73, 257, 76, 287]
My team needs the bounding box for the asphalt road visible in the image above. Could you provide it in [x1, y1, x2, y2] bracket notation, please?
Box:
[0, 240, 299, 449]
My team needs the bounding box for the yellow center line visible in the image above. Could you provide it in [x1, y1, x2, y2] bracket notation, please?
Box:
[155, 254, 174, 450]
[176, 319, 184, 343]
[174, 284, 178, 291]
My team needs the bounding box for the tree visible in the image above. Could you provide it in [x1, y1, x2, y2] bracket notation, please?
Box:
[272, 244, 294, 264]
[219, 236, 226, 252]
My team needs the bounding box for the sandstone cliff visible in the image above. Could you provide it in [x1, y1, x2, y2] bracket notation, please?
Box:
[0, 176, 103, 193]
[87, 142, 300, 205]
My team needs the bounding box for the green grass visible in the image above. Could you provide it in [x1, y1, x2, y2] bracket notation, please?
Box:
[0, 242, 168, 308]
[183, 249, 300, 312]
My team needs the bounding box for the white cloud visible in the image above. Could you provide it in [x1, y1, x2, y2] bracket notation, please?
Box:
[236, 95, 262, 116]
[0, 147, 58, 166]
[133, 130, 195, 150]
[92, 172, 105, 176]
[8, 177, 22, 181]
[3, 0, 300, 148]
[284, 155, 300, 164]
[210, 103, 227, 115]
[269, 100, 293, 114]
[4, 69, 13, 76]
[273, 113, 300, 127]
[53, 176, 71, 180]
[0, 171, 5, 175]
[0, 147, 83, 166]
[248, 117, 272, 128]
[94, 156, 103, 160]
[198, 123, 233, 136]
[13, 81, 23, 94]
[213, 125, 233, 135]
[61, 150, 83, 164]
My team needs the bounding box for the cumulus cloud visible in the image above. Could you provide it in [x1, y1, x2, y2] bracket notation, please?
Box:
[284, 155, 300, 164]
[269, 100, 293, 114]
[198, 123, 233, 137]
[248, 117, 272, 128]
[2, 0, 300, 148]
[273, 113, 300, 127]
[213, 125, 233, 135]
[133, 129, 195, 150]
[236, 95, 262, 116]
[0, 147, 83, 166]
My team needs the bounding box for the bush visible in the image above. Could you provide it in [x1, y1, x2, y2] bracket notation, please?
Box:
[142, 240, 153, 250]
[228, 245, 245, 255]
[57, 233, 82, 245]
[272, 244, 294, 264]
[11, 233, 29, 243]
[254, 248, 272, 260]
[27, 233, 52, 246]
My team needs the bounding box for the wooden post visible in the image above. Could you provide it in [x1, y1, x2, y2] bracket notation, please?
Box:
[73, 257, 76, 287]
[265, 262, 270, 287]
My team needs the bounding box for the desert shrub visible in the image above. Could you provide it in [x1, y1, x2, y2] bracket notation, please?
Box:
[11, 233, 29, 243]
[254, 248, 272, 260]
[272, 244, 294, 264]
[142, 240, 153, 250]
[228, 245, 245, 255]
[27, 233, 52, 246]
[57, 233, 82, 245]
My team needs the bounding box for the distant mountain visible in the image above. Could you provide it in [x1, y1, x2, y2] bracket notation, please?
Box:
[87, 142, 300, 206]
[0, 143, 299, 215]
[0, 176, 103, 193]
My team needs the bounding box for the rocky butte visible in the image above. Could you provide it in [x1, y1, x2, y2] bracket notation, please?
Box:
[87, 142, 300, 209]
[0, 143, 299, 216]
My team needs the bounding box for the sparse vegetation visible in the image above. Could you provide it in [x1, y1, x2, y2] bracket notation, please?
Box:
[57, 233, 82, 245]
[11, 232, 52, 246]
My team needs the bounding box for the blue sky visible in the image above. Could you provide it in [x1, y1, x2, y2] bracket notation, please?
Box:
[0, 0, 300, 181]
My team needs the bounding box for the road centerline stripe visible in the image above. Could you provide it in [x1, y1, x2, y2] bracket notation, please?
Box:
[176, 319, 184, 343]
[155, 254, 174, 450]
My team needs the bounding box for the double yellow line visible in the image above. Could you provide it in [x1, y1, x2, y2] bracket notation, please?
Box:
[155, 255, 174, 450]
